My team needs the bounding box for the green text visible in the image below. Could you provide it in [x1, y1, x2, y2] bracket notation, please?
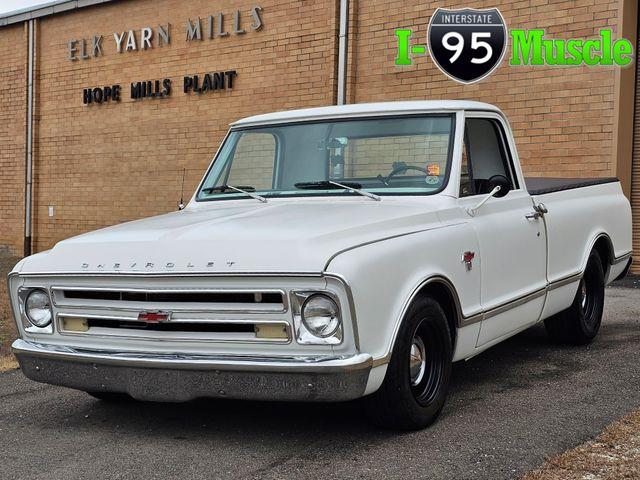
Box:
[510, 29, 634, 66]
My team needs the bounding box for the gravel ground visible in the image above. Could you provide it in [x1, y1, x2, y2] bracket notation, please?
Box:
[524, 410, 640, 480]
[0, 284, 638, 480]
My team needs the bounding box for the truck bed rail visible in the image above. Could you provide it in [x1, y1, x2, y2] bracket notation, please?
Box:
[525, 177, 619, 196]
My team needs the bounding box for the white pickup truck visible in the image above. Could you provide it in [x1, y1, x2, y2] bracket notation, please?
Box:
[9, 101, 633, 430]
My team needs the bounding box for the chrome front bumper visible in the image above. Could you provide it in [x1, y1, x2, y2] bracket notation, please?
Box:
[12, 339, 372, 402]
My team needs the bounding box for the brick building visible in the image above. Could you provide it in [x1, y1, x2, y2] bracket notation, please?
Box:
[0, 0, 638, 269]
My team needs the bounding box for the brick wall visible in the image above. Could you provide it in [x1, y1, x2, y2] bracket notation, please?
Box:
[0, 0, 628, 255]
[0, 24, 26, 256]
[348, 0, 619, 178]
[27, 0, 338, 251]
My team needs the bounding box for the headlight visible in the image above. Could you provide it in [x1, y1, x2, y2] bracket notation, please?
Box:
[301, 294, 340, 337]
[25, 289, 53, 327]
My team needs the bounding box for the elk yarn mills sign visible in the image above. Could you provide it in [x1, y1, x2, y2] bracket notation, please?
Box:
[68, 6, 263, 60]
[73, 6, 262, 105]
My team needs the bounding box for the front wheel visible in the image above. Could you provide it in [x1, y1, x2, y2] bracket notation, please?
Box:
[363, 296, 452, 430]
[544, 249, 605, 345]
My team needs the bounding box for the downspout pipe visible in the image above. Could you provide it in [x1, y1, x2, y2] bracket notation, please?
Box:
[24, 19, 35, 257]
[336, 0, 349, 105]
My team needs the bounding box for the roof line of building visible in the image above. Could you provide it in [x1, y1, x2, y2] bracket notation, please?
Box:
[0, 0, 117, 27]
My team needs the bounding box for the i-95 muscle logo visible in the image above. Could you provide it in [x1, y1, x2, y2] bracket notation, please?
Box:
[395, 6, 634, 84]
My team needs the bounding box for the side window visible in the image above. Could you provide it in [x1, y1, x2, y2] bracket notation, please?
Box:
[226, 133, 277, 190]
[463, 118, 518, 196]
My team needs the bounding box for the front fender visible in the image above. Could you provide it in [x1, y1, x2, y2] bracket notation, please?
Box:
[324, 222, 481, 367]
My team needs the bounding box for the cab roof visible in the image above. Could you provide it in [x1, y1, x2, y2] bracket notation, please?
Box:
[230, 100, 502, 128]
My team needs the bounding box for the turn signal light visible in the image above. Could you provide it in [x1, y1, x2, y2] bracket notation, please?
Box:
[62, 317, 89, 332]
[255, 323, 288, 340]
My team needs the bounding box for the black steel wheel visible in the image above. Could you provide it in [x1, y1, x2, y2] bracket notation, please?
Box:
[545, 249, 605, 345]
[364, 295, 452, 430]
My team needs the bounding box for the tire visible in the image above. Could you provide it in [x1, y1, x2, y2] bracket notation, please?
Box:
[86, 391, 134, 403]
[364, 295, 452, 430]
[544, 249, 605, 345]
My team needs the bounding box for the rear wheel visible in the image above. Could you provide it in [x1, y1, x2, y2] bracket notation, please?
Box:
[364, 296, 452, 430]
[544, 250, 605, 345]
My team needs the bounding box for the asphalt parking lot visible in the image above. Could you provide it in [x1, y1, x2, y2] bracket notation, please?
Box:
[0, 285, 638, 480]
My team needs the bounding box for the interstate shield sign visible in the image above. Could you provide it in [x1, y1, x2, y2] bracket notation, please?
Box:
[428, 8, 507, 84]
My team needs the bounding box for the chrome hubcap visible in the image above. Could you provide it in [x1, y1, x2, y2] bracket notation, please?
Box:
[409, 336, 426, 386]
[580, 279, 588, 311]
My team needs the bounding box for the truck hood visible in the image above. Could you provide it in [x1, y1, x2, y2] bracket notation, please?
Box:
[19, 198, 450, 274]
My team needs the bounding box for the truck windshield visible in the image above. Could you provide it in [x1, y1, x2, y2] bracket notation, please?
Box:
[197, 114, 454, 202]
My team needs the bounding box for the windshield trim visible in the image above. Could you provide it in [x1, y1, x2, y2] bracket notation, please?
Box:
[195, 113, 456, 203]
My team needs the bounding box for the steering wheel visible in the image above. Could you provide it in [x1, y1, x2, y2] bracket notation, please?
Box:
[377, 163, 429, 186]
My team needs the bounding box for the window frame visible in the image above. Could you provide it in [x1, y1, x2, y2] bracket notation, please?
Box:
[458, 113, 521, 199]
[459, 129, 476, 198]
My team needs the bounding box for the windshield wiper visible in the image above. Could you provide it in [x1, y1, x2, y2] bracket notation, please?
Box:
[201, 185, 267, 203]
[295, 180, 381, 201]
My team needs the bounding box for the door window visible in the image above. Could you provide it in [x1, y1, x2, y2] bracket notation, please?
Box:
[460, 118, 518, 196]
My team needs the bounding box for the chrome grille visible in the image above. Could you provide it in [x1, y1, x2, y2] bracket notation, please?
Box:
[51, 287, 287, 313]
[62, 289, 283, 304]
[50, 285, 291, 343]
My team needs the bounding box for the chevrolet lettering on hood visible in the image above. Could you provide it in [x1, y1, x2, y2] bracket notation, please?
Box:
[7, 101, 633, 430]
[80, 261, 234, 271]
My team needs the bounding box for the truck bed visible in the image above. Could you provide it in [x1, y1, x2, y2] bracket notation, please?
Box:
[525, 177, 619, 196]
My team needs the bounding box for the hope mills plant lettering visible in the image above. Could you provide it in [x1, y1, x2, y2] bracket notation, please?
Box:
[82, 71, 238, 105]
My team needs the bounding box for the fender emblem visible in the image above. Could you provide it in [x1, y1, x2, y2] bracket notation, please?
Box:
[462, 251, 475, 271]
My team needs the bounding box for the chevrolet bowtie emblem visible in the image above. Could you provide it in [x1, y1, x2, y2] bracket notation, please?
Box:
[138, 311, 171, 323]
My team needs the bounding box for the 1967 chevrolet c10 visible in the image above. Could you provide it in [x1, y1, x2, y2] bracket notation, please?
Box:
[9, 101, 633, 430]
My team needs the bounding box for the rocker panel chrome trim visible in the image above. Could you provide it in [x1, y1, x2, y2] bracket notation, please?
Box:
[375, 275, 579, 367]
[612, 251, 633, 265]
[546, 272, 582, 291]
[481, 288, 546, 321]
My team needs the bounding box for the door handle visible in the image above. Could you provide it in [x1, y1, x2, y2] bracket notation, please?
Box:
[534, 203, 548, 214]
[526, 202, 548, 220]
